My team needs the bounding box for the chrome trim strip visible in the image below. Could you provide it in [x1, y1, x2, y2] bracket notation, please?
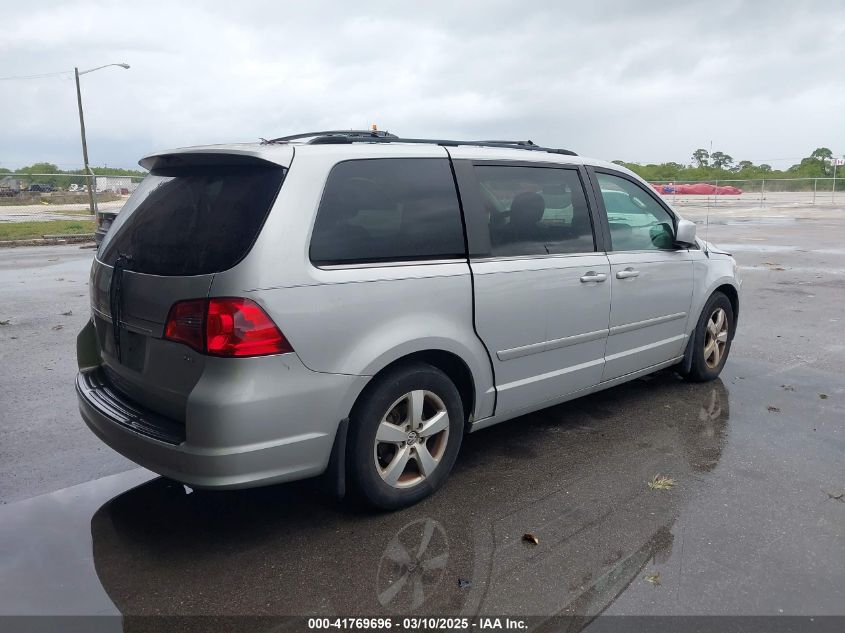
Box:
[497, 328, 608, 361]
[496, 356, 605, 391]
[470, 354, 685, 432]
[496, 339, 547, 362]
[317, 258, 466, 270]
[608, 312, 687, 336]
[91, 306, 111, 322]
[90, 306, 154, 335]
[545, 329, 609, 353]
[471, 251, 601, 264]
[603, 334, 687, 362]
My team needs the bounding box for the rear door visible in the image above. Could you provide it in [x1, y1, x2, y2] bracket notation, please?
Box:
[91, 153, 287, 420]
[453, 160, 611, 417]
[589, 168, 694, 381]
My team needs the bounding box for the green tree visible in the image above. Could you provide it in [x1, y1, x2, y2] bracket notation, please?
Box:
[710, 151, 733, 170]
[17, 163, 62, 186]
[18, 162, 60, 174]
[610, 147, 834, 190]
[810, 147, 833, 163]
[691, 149, 709, 167]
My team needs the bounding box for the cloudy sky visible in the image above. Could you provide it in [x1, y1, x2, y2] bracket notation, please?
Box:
[1, 0, 843, 171]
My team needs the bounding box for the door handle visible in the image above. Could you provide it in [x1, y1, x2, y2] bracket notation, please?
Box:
[616, 268, 640, 279]
[580, 272, 607, 283]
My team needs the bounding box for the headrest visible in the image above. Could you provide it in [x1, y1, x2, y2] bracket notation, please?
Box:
[509, 191, 545, 228]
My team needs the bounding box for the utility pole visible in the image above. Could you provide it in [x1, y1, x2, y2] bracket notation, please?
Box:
[73, 63, 130, 215]
[75, 67, 97, 216]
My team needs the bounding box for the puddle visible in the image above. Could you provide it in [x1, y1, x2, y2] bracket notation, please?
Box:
[0, 364, 842, 624]
[710, 243, 798, 253]
[721, 217, 801, 226]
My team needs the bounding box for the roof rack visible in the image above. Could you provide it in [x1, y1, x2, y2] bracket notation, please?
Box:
[267, 130, 399, 143]
[265, 130, 577, 156]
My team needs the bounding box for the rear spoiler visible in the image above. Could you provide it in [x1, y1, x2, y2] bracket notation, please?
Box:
[139, 146, 293, 171]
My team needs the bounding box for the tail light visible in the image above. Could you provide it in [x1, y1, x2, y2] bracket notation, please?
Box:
[164, 298, 293, 357]
[164, 299, 206, 352]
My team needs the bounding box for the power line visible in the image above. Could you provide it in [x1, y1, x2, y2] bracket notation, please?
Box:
[0, 70, 73, 81]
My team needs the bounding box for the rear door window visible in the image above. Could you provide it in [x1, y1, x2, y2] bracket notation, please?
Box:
[99, 161, 285, 276]
[471, 165, 595, 257]
[309, 158, 465, 265]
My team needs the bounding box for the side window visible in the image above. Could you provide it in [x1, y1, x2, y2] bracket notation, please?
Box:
[472, 165, 595, 257]
[310, 158, 465, 265]
[596, 172, 675, 251]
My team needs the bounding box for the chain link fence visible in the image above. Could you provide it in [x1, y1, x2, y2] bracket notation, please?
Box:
[0, 173, 144, 222]
[1, 172, 842, 223]
[651, 177, 843, 209]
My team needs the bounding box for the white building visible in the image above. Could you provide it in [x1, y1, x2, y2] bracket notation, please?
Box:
[95, 176, 139, 194]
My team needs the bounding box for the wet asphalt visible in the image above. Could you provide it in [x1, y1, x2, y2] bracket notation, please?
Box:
[0, 209, 842, 626]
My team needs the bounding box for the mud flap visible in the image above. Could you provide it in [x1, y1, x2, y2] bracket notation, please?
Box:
[77, 319, 102, 371]
[680, 333, 695, 375]
[320, 418, 349, 499]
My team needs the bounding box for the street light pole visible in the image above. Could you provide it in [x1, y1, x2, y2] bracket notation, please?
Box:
[73, 63, 130, 215]
[74, 67, 96, 216]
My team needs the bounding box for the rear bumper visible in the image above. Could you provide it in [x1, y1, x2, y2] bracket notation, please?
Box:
[77, 357, 369, 489]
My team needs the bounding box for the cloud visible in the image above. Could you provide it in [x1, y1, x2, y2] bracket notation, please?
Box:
[1, 0, 843, 170]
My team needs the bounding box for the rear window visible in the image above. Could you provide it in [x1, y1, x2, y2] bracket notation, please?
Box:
[309, 158, 465, 265]
[99, 161, 285, 276]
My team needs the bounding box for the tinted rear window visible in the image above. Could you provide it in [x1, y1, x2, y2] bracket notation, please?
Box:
[473, 165, 595, 257]
[99, 162, 285, 276]
[309, 158, 465, 265]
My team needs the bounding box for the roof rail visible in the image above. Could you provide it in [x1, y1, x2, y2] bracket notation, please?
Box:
[265, 130, 577, 156]
[267, 130, 398, 143]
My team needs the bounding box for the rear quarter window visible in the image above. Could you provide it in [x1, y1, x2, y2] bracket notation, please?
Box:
[309, 158, 466, 265]
[99, 161, 285, 276]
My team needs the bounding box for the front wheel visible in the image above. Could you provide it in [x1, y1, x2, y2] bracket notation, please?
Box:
[680, 291, 734, 382]
[348, 363, 464, 510]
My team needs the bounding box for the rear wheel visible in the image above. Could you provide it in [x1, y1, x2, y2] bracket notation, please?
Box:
[680, 292, 734, 382]
[348, 363, 464, 510]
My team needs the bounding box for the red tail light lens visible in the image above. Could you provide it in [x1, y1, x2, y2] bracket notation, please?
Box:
[164, 298, 293, 357]
[206, 298, 292, 357]
[163, 299, 206, 352]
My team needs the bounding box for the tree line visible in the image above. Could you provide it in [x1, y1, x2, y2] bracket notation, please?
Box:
[0, 162, 147, 188]
[613, 147, 843, 182]
[3, 148, 842, 187]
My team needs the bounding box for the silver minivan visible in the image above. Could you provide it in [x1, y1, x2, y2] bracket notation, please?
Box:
[77, 131, 740, 509]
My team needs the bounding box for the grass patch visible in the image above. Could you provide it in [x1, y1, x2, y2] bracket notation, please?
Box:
[647, 474, 676, 490]
[0, 219, 96, 241]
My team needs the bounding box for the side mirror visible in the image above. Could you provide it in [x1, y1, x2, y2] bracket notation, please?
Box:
[674, 219, 697, 247]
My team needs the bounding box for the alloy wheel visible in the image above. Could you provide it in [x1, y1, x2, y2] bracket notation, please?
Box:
[703, 307, 729, 369]
[373, 390, 450, 488]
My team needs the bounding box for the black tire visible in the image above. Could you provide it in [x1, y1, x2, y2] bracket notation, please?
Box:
[680, 291, 734, 382]
[347, 362, 464, 510]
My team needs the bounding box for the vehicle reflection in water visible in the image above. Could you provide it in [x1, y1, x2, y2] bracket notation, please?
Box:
[377, 518, 450, 612]
[90, 373, 729, 630]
